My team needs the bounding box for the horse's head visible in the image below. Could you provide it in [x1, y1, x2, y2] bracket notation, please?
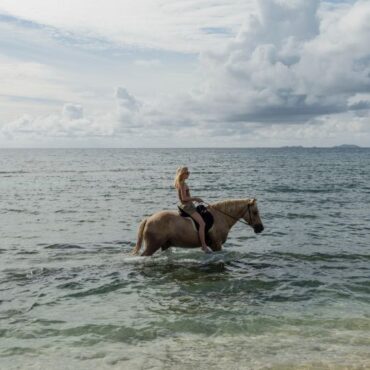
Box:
[243, 199, 264, 234]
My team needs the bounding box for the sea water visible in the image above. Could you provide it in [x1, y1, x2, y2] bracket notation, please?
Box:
[0, 148, 369, 369]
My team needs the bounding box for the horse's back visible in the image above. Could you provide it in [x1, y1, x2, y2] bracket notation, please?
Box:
[147, 210, 178, 222]
[146, 209, 196, 238]
[145, 210, 183, 231]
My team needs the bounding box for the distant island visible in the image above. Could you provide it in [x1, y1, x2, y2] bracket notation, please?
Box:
[280, 144, 362, 149]
[332, 144, 361, 148]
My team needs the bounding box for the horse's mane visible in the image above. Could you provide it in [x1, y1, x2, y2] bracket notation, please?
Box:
[210, 199, 251, 214]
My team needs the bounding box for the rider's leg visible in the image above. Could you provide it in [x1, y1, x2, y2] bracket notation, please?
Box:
[190, 211, 211, 252]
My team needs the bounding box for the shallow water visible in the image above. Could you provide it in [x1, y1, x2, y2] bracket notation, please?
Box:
[1, 148, 370, 369]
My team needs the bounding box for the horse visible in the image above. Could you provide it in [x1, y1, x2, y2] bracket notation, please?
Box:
[131, 198, 264, 256]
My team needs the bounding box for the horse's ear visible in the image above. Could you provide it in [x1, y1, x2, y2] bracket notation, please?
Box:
[249, 198, 256, 205]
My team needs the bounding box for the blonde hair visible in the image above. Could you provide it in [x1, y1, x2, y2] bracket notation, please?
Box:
[174, 166, 188, 188]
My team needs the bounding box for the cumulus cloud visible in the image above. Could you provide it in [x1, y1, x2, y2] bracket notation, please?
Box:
[191, 0, 370, 130]
[1, 90, 167, 139]
[251, 112, 370, 147]
[2, 102, 108, 139]
[114, 87, 145, 129]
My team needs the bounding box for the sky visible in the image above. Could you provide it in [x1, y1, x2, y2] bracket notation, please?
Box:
[0, 0, 369, 147]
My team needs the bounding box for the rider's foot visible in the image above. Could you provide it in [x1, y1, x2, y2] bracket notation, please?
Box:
[202, 245, 213, 254]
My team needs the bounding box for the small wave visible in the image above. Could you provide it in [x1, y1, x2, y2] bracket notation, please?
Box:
[120, 250, 235, 275]
[3, 208, 25, 213]
[121, 254, 169, 266]
[1, 347, 35, 356]
[122, 250, 226, 264]
[3, 266, 62, 283]
[15, 250, 39, 255]
[270, 251, 370, 262]
[50, 168, 144, 174]
[56, 281, 83, 290]
[2, 208, 39, 215]
[286, 213, 318, 219]
[0, 170, 27, 174]
[290, 279, 323, 288]
[122, 250, 370, 268]
[44, 244, 84, 250]
[65, 281, 128, 298]
[55, 209, 78, 214]
[266, 186, 337, 194]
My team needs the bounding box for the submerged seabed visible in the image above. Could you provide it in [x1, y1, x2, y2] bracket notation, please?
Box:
[1, 148, 370, 369]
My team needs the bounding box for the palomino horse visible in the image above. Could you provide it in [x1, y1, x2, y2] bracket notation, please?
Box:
[131, 198, 264, 256]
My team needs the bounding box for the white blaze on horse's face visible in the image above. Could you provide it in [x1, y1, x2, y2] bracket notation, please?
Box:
[244, 199, 264, 234]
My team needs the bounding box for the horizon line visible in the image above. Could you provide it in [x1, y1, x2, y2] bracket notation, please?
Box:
[0, 145, 368, 150]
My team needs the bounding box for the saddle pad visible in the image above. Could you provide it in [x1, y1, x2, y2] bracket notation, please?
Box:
[178, 204, 214, 234]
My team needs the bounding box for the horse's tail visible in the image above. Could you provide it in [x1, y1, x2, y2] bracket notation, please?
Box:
[131, 218, 148, 255]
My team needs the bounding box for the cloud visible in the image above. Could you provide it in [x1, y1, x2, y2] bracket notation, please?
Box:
[62, 103, 83, 120]
[0, 0, 255, 53]
[187, 0, 370, 130]
[251, 112, 370, 146]
[0, 14, 202, 119]
[1, 90, 157, 139]
[2, 102, 106, 139]
[1, 86, 207, 143]
[115, 87, 140, 112]
[0, 52, 111, 119]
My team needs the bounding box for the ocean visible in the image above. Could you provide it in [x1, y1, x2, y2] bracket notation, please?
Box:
[1, 148, 369, 369]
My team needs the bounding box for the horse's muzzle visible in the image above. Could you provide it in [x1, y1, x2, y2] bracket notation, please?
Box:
[254, 224, 264, 234]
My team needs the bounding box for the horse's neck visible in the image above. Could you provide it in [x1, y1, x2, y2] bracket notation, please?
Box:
[212, 199, 249, 228]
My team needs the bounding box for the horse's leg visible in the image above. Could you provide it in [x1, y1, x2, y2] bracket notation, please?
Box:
[140, 234, 163, 256]
[207, 230, 222, 251]
[212, 240, 223, 251]
[141, 244, 161, 256]
[161, 241, 171, 252]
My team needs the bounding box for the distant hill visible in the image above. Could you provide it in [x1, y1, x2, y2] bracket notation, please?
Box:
[278, 144, 362, 149]
[333, 144, 361, 148]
